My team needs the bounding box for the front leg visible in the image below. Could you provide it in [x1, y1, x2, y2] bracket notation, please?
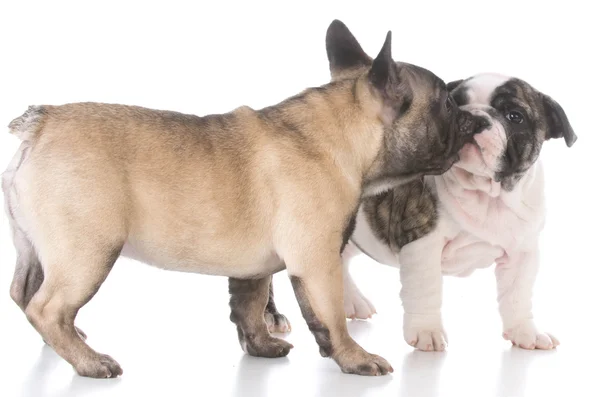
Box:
[284, 237, 393, 375]
[398, 232, 447, 351]
[342, 242, 377, 319]
[495, 246, 558, 350]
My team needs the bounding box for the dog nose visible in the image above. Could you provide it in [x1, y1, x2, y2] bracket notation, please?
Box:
[474, 116, 491, 134]
[457, 110, 490, 136]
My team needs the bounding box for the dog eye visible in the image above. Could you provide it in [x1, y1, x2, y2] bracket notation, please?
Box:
[506, 110, 524, 124]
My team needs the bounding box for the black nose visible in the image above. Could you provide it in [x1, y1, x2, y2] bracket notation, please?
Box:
[457, 111, 490, 136]
[474, 116, 491, 134]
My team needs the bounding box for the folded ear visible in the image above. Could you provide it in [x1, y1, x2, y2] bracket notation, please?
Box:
[541, 94, 577, 147]
[446, 79, 464, 93]
[326, 20, 372, 78]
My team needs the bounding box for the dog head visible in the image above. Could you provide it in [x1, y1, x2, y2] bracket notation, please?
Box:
[448, 74, 577, 190]
[325, 20, 489, 196]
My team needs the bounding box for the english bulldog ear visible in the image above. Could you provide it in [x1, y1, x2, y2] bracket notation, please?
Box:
[326, 20, 372, 79]
[541, 94, 577, 147]
[446, 79, 464, 93]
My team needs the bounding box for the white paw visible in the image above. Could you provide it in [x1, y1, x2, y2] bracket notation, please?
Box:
[502, 320, 559, 350]
[403, 313, 447, 352]
[344, 287, 376, 319]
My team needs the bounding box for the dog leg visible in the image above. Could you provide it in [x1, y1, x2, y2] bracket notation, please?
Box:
[4, 178, 88, 342]
[8, 228, 89, 342]
[286, 244, 392, 376]
[229, 276, 293, 358]
[9, 228, 44, 312]
[399, 233, 447, 352]
[341, 243, 376, 319]
[263, 278, 292, 333]
[24, 240, 123, 378]
[496, 247, 558, 350]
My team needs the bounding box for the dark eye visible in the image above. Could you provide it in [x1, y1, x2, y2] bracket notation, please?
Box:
[506, 110, 524, 124]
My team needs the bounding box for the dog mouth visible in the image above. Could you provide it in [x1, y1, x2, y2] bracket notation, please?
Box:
[455, 138, 499, 177]
[467, 140, 483, 155]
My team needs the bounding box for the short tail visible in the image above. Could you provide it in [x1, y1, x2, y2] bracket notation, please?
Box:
[8, 105, 47, 141]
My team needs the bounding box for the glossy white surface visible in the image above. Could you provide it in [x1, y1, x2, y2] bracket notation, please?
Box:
[0, 1, 598, 396]
[1, 260, 598, 397]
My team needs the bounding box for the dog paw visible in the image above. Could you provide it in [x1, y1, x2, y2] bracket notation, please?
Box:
[264, 311, 291, 333]
[241, 335, 294, 358]
[335, 346, 393, 376]
[74, 353, 123, 378]
[344, 287, 376, 320]
[502, 320, 559, 350]
[403, 313, 447, 351]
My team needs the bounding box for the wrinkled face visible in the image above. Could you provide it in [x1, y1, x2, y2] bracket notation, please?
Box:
[449, 74, 577, 190]
[371, 63, 488, 195]
[325, 20, 488, 196]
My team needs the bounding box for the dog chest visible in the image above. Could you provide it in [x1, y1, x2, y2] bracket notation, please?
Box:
[440, 232, 505, 276]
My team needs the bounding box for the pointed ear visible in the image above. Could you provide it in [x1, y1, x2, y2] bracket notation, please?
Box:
[326, 20, 372, 78]
[446, 79, 464, 93]
[541, 94, 577, 147]
[368, 31, 395, 92]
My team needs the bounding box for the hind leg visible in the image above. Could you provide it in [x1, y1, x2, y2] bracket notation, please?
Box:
[25, 242, 123, 378]
[229, 276, 293, 358]
[7, 222, 88, 342]
[9, 228, 43, 311]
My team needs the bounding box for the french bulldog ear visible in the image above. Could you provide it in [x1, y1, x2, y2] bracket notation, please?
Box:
[326, 20, 372, 78]
[368, 31, 395, 92]
[541, 94, 577, 147]
[446, 79, 464, 93]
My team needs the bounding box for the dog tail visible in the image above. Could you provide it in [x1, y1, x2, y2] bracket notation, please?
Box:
[8, 105, 47, 141]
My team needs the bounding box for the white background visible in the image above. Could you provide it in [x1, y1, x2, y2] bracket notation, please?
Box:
[0, 1, 598, 396]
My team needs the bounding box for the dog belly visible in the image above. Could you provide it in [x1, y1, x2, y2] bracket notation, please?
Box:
[120, 239, 285, 277]
[440, 232, 504, 276]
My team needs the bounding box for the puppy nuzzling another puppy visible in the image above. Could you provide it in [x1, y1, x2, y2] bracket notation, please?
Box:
[338, 74, 575, 351]
[2, 20, 486, 377]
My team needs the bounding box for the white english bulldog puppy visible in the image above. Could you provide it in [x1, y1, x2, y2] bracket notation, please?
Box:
[345, 74, 576, 351]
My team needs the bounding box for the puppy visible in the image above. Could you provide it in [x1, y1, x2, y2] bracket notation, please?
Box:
[340, 74, 576, 352]
[1, 20, 486, 377]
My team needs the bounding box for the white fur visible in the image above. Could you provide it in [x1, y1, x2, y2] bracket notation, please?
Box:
[344, 74, 558, 351]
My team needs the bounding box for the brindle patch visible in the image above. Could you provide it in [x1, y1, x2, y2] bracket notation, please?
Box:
[229, 277, 293, 358]
[361, 179, 438, 253]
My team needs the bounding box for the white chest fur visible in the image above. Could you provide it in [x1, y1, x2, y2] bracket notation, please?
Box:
[352, 162, 546, 276]
[432, 162, 546, 275]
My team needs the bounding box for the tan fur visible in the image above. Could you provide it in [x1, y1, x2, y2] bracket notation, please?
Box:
[3, 20, 485, 378]
[17, 82, 378, 271]
[4, 76, 388, 376]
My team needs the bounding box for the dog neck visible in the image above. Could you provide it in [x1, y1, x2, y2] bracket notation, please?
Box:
[434, 161, 546, 247]
[260, 77, 386, 190]
[444, 165, 503, 197]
